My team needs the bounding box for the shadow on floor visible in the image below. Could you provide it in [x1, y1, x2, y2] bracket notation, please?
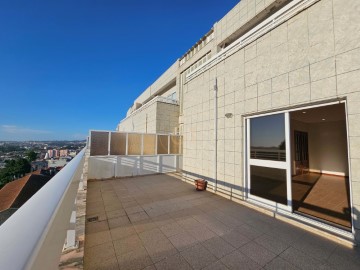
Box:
[292, 173, 351, 228]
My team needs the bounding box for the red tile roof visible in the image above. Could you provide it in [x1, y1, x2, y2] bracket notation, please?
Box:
[0, 170, 51, 212]
[0, 175, 31, 212]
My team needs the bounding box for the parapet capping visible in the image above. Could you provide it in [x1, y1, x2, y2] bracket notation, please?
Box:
[185, 0, 321, 83]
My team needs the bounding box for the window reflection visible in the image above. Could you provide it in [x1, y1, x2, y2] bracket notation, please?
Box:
[250, 114, 286, 161]
[250, 165, 287, 205]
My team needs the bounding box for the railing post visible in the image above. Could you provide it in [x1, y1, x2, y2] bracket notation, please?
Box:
[63, 208, 77, 250]
[108, 132, 111, 156]
[125, 133, 129, 156]
[155, 134, 158, 155]
[168, 135, 170, 154]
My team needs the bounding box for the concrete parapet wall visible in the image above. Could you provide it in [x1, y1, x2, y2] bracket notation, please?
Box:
[87, 155, 182, 179]
[88, 156, 116, 179]
[118, 101, 158, 133]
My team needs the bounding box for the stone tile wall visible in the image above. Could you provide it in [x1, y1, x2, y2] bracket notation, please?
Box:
[117, 101, 179, 134]
[182, 0, 360, 237]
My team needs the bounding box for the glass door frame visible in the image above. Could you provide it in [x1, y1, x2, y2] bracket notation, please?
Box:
[244, 100, 354, 229]
[246, 111, 292, 212]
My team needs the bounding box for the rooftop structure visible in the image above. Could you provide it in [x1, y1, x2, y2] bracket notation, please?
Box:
[0, 171, 51, 225]
[47, 158, 69, 168]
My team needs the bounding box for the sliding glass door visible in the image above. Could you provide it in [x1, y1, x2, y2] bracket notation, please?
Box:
[245, 102, 353, 231]
[246, 112, 292, 212]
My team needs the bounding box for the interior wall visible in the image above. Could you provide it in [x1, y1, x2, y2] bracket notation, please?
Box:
[308, 120, 349, 176]
[291, 119, 348, 176]
[290, 119, 310, 175]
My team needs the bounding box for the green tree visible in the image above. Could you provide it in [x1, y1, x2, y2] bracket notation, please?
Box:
[0, 158, 31, 189]
[278, 140, 286, 150]
[26, 150, 37, 162]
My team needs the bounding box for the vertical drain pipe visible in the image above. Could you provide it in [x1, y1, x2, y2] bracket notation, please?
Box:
[214, 77, 218, 193]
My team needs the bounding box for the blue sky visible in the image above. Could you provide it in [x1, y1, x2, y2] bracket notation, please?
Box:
[0, 0, 239, 141]
[251, 114, 285, 148]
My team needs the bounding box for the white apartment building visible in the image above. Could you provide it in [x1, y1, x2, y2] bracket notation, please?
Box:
[1, 1, 360, 269]
[118, 0, 360, 243]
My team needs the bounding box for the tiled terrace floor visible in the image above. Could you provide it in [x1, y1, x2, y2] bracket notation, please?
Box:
[84, 174, 360, 270]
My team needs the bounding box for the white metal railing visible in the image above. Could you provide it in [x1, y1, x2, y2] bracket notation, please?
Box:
[251, 148, 286, 161]
[155, 95, 178, 105]
[0, 148, 85, 270]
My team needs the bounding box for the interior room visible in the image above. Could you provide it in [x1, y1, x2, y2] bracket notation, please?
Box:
[290, 103, 352, 229]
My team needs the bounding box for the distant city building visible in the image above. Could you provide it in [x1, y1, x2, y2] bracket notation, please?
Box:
[47, 149, 59, 158]
[31, 160, 48, 171]
[47, 150, 54, 158]
[59, 149, 68, 157]
[40, 166, 62, 177]
[47, 158, 68, 168]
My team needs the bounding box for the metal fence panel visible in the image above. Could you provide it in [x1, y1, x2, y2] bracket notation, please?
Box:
[143, 134, 156, 155]
[110, 132, 126, 155]
[90, 131, 109, 156]
[128, 134, 142, 155]
[157, 135, 169, 154]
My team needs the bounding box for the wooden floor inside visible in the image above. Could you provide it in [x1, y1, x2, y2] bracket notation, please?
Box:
[292, 173, 351, 228]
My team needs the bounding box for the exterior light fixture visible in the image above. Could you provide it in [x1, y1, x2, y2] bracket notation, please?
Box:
[302, 111, 306, 114]
[225, 113, 233, 118]
[322, 118, 326, 121]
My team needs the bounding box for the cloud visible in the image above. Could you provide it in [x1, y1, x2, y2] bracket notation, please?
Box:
[1, 125, 53, 135]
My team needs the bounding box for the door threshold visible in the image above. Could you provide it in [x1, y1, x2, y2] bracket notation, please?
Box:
[243, 198, 355, 247]
[281, 211, 355, 246]
[293, 210, 352, 232]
